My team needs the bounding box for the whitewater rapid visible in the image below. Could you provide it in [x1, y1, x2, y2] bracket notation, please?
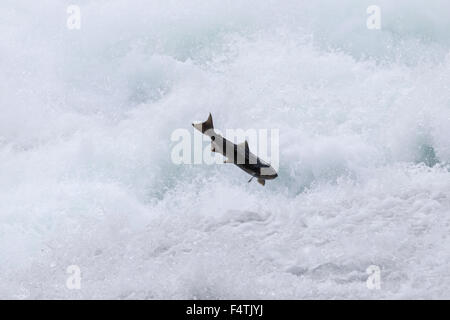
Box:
[1, 0, 450, 299]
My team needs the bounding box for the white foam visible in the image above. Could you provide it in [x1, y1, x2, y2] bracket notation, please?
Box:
[1, 0, 450, 298]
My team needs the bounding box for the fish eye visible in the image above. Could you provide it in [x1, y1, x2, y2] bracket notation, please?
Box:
[211, 136, 216, 141]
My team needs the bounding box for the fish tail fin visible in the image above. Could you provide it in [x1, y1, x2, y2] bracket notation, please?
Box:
[192, 113, 214, 134]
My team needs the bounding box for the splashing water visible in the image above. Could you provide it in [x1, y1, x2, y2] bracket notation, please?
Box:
[1, 0, 450, 299]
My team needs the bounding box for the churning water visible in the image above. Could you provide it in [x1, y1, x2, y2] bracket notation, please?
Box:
[1, 0, 450, 298]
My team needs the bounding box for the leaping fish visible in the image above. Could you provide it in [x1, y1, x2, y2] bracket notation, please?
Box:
[192, 113, 278, 186]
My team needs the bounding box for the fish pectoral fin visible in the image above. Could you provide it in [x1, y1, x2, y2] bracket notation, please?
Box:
[248, 177, 254, 183]
[224, 158, 233, 163]
[257, 178, 265, 186]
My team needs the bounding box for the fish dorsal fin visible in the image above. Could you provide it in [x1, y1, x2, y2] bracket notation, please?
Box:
[238, 140, 249, 152]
